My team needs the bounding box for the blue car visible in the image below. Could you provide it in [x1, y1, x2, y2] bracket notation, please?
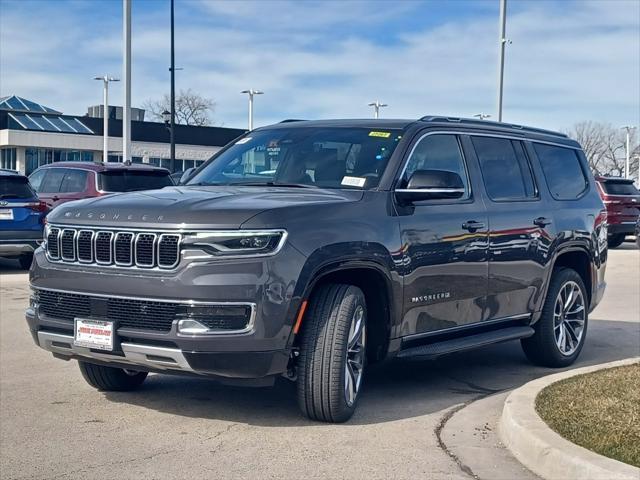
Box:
[0, 169, 48, 269]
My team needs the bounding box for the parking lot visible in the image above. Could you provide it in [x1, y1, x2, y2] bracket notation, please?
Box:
[1, 243, 638, 480]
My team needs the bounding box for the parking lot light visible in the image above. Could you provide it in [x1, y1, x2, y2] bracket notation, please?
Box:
[368, 101, 388, 119]
[241, 89, 264, 131]
[93, 76, 120, 163]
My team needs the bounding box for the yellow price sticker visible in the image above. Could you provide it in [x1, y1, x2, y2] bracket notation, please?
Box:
[368, 131, 391, 138]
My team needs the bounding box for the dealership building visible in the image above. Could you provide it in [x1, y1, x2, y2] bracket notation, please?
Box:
[0, 95, 245, 175]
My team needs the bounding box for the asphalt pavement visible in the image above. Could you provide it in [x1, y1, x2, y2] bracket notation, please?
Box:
[1, 243, 638, 480]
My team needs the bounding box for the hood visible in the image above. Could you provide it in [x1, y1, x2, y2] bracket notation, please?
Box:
[48, 186, 364, 230]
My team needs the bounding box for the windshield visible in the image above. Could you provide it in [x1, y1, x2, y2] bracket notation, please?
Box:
[0, 176, 36, 199]
[98, 170, 173, 192]
[187, 127, 404, 189]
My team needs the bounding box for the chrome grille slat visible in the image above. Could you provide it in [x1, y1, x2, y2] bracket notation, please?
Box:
[45, 226, 181, 270]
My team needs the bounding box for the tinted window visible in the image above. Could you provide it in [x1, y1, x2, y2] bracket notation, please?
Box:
[60, 170, 88, 193]
[98, 170, 172, 192]
[188, 127, 404, 189]
[600, 181, 638, 196]
[534, 144, 588, 200]
[28, 170, 46, 191]
[0, 175, 35, 199]
[401, 134, 470, 198]
[38, 169, 66, 193]
[472, 137, 536, 201]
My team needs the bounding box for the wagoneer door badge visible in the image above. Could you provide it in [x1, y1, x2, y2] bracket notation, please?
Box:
[411, 292, 451, 303]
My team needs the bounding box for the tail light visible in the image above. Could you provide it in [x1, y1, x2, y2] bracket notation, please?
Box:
[27, 201, 48, 213]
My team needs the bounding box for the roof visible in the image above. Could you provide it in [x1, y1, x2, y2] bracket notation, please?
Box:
[36, 161, 170, 173]
[0, 95, 61, 114]
[0, 168, 23, 177]
[258, 116, 570, 142]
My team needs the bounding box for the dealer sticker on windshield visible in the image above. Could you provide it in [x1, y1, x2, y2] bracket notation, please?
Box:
[368, 131, 391, 138]
[235, 137, 252, 145]
[341, 176, 367, 188]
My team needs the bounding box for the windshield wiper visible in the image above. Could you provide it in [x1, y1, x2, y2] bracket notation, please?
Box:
[230, 181, 317, 188]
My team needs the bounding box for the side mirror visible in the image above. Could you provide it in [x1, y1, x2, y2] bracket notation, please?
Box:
[395, 169, 465, 203]
[179, 167, 196, 185]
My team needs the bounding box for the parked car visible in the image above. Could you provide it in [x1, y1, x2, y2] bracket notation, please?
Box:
[0, 169, 48, 268]
[28, 162, 174, 209]
[595, 176, 640, 248]
[27, 117, 608, 422]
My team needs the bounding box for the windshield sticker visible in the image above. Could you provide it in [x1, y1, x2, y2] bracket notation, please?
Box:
[369, 131, 391, 138]
[341, 176, 367, 188]
[235, 137, 252, 144]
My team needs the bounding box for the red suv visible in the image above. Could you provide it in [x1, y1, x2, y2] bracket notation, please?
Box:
[28, 162, 174, 209]
[595, 176, 640, 248]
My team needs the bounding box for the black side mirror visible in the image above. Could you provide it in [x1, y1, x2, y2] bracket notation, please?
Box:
[179, 167, 196, 185]
[395, 169, 465, 203]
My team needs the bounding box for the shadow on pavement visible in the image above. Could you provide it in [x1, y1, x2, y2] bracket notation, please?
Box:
[0, 257, 29, 275]
[103, 318, 639, 427]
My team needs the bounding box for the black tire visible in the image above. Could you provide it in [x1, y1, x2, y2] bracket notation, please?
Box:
[297, 284, 367, 423]
[607, 234, 625, 249]
[521, 268, 588, 368]
[78, 361, 148, 391]
[18, 253, 33, 270]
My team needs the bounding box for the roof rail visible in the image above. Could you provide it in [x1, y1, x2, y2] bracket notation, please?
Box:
[418, 115, 568, 138]
[279, 119, 306, 123]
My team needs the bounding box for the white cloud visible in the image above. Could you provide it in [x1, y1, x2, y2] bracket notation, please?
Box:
[1, 0, 638, 131]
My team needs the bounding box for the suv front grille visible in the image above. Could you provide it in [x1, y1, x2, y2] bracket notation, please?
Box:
[35, 289, 253, 333]
[45, 225, 181, 269]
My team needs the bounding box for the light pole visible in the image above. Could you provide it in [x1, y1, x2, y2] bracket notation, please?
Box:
[496, 0, 508, 122]
[621, 126, 637, 179]
[123, 0, 131, 162]
[241, 89, 263, 131]
[94, 76, 120, 162]
[474, 113, 491, 120]
[368, 101, 388, 119]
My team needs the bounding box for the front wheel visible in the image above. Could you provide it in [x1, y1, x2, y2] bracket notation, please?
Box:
[79, 361, 148, 391]
[521, 268, 588, 368]
[297, 284, 367, 423]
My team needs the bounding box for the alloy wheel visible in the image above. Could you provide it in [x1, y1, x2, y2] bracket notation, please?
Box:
[344, 305, 366, 407]
[553, 281, 586, 356]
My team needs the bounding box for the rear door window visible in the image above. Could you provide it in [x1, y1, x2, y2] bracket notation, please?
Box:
[533, 144, 588, 200]
[472, 136, 537, 201]
[0, 175, 35, 199]
[28, 170, 46, 191]
[98, 170, 172, 192]
[38, 168, 66, 193]
[59, 170, 88, 193]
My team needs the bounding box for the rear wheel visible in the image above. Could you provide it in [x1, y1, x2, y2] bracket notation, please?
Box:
[607, 234, 625, 249]
[79, 361, 148, 391]
[521, 268, 588, 368]
[297, 284, 367, 423]
[18, 253, 33, 270]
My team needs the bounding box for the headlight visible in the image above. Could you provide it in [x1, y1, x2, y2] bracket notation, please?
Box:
[182, 230, 287, 257]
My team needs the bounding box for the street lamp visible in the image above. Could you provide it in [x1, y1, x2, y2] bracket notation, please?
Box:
[474, 113, 491, 120]
[496, 0, 510, 122]
[94, 76, 120, 163]
[621, 125, 637, 179]
[162, 110, 171, 125]
[368, 101, 388, 119]
[241, 89, 263, 131]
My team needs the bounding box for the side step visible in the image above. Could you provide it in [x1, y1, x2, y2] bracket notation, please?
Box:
[397, 326, 535, 359]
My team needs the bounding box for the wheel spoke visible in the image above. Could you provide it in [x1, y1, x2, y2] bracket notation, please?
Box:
[564, 321, 579, 343]
[344, 305, 365, 407]
[345, 363, 355, 405]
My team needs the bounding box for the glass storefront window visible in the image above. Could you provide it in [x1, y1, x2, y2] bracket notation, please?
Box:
[24, 147, 96, 174]
[0, 148, 17, 171]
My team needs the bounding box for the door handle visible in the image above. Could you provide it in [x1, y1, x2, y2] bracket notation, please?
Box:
[462, 220, 485, 232]
[533, 217, 552, 227]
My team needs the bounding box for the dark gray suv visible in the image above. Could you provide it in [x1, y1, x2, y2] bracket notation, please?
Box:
[26, 117, 608, 422]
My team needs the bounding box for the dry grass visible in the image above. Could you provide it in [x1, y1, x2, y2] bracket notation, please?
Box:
[536, 363, 640, 467]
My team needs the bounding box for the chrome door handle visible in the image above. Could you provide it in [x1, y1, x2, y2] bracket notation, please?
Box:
[462, 221, 485, 232]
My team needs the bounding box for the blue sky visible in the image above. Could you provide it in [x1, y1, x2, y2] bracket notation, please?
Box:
[1, 0, 638, 131]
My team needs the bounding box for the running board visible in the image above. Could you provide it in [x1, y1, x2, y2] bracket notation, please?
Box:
[397, 326, 535, 359]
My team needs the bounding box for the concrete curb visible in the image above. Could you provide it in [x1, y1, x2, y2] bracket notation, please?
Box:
[499, 358, 640, 480]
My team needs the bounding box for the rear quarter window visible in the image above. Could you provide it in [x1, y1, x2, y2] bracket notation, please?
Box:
[533, 144, 588, 200]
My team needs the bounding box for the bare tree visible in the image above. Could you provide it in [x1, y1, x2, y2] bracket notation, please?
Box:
[565, 121, 638, 177]
[143, 89, 216, 126]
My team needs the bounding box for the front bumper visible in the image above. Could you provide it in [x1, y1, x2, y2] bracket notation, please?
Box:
[27, 242, 308, 381]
